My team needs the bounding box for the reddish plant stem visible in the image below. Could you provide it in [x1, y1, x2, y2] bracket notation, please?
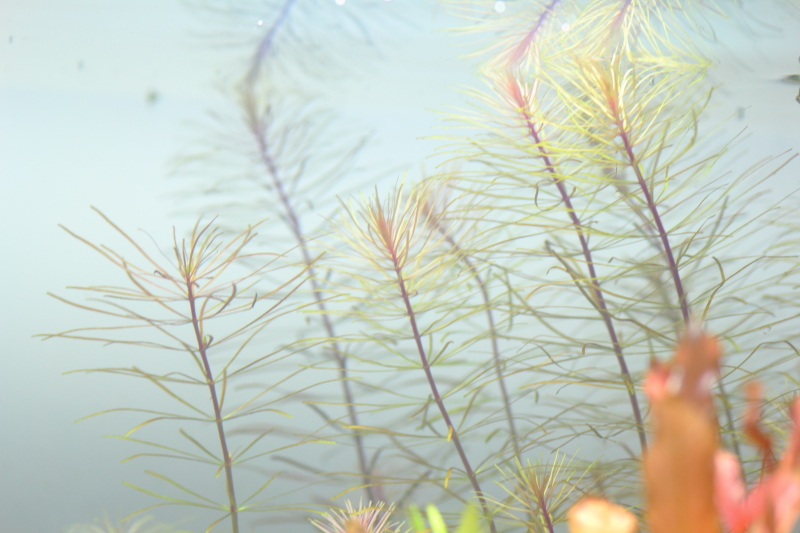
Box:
[610, 0, 633, 37]
[393, 267, 497, 533]
[537, 492, 556, 533]
[506, 0, 560, 65]
[247, 116, 375, 500]
[187, 281, 239, 533]
[520, 110, 647, 452]
[420, 0, 564, 462]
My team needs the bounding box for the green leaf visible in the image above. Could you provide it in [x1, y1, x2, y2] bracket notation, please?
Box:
[426, 505, 448, 533]
[408, 505, 427, 533]
[454, 505, 484, 533]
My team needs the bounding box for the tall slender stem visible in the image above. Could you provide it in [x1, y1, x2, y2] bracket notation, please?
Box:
[245, 0, 298, 84]
[425, 211, 522, 460]
[519, 108, 647, 452]
[245, 106, 375, 500]
[617, 124, 742, 464]
[536, 494, 556, 533]
[187, 280, 239, 533]
[459, 254, 521, 459]
[393, 267, 497, 533]
[618, 129, 690, 325]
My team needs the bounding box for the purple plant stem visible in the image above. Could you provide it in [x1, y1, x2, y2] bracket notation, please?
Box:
[537, 490, 556, 533]
[519, 109, 648, 452]
[239, 0, 376, 498]
[506, 0, 560, 66]
[617, 124, 742, 464]
[246, 0, 298, 84]
[618, 130, 690, 326]
[392, 266, 497, 533]
[246, 113, 375, 501]
[187, 281, 239, 533]
[238, 0, 375, 495]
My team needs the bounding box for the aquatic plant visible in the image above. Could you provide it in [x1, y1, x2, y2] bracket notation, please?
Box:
[43, 0, 800, 531]
[565, 330, 800, 533]
[408, 504, 484, 533]
[40, 212, 320, 532]
[66, 515, 189, 533]
[310, 501, 400, 533]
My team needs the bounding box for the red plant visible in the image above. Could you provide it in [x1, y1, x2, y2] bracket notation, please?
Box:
[643, 329, 722, 533]
[715, 389, 800, 533]
[568, 329, 800, 533]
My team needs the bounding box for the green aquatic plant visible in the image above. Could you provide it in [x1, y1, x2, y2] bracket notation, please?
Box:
[408, 504, 485, 533]
[325, 181, 497, 531]
[66, 515, 189, 533]
[40, 211, 320, 532]
[310, 501, 400, 533]
[43, 0, 800, 532]
[171, 0, 415, 504]
[491, 453, 590, 533]
[423, 1, 800, 509]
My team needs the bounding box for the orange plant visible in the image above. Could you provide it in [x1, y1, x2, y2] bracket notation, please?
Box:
[568, 330, 800, 533]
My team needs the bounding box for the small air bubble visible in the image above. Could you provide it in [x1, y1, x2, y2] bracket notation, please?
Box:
[8, 36, 12, 44]
[257, 19, 263, 26]
[494, 1, 506, 13]
[561, 22, 570, 32]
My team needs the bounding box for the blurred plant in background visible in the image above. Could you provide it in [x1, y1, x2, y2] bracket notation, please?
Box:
[66, 515, 191, 533]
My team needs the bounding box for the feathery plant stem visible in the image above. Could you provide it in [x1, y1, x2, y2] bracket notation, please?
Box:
[493, 454, 587, 533]
[617, 126, 690, 326]
[537, 497, 556, 533]
[422, 191, 522, 460]
[619, 130, 747, 462]
[394, 260, 497, 533]
[236, 0, 375, 498]
[40, 209, 317, 530]
[335, 185, 498, 532]
[186, 281, 239, 533]
[243, 97, 375, 500]
[606, 66, 745, 462]
[514, 462, 556, 533]
[245, 0, 298, 84]
[457, 252, 521, 460]
[507, 77, 647, 452]
[578, 31, 743, 467]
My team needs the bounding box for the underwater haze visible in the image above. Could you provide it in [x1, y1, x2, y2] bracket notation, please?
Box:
[2, 1, 800, 533]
